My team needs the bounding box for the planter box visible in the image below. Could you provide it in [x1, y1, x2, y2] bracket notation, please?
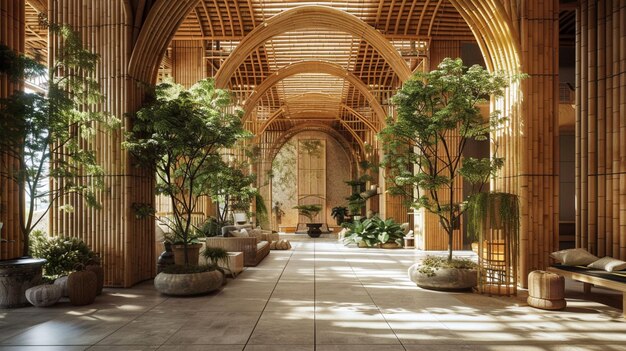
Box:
[219, 252, 244, 277]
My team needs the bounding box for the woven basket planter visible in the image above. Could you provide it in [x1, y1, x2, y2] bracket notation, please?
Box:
[68, 270, 98, 306]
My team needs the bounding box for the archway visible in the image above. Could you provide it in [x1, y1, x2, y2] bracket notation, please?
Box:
[243, 61, 386, 127]
[265, 123, 357, 232]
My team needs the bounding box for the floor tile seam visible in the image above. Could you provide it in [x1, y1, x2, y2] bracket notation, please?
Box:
[342, 248, 408, 351]
[243, 243, 299, 348]
[82, 292, 177, 348]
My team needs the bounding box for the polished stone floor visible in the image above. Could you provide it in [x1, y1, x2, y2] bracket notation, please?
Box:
[1, 238, 625, 351]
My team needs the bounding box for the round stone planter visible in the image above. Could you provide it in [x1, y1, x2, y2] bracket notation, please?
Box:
[154, 270, 223, 296]
[0, 258, 46, 308]
[408, 264, 477, 291]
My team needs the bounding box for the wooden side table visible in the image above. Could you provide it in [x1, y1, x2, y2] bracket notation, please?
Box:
[220, 252, 244, 277]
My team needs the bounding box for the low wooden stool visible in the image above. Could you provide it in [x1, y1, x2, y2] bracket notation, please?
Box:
[527, 270, 566, 310]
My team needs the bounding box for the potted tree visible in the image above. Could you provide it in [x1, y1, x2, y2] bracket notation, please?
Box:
[380, 58, 516, 290]
[125, 79, 248, 295]
[293, 204, 322, 237]
[331, 206, 348, 226]
[0, 23, 117, 307]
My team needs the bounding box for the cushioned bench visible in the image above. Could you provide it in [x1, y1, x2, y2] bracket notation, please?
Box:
[205, 224, 270, 267]
[547, 265, 626, 317]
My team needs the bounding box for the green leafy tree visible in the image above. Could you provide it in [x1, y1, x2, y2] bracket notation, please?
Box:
[124, 79, 249, 265]
[380, 58, 515, 261]
[0, 23, 119, 256]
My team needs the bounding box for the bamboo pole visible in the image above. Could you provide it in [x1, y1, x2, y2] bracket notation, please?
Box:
[0, 0, 25, 260]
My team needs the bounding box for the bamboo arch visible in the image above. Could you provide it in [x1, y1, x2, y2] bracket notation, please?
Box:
[243, 61, 386, 127]
[213, 5, 412, 88]
[257, 103, 377, 137]
[128, 0, 198, 84]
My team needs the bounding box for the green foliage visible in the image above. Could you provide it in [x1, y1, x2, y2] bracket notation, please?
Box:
[293, 204, 322, 222]
[0, 23, 119, 256]
[417, 256, 477, 277]
[202, 246, 229, 268]
[29, 231, 97, 280]
[466, 192, 520, 242]
[124, 79, 249, 265]
[195, 217, 221, 237]
[379, 57, 517, 261]
[343, 216, 404, 247]
[331, 206, 348, 224]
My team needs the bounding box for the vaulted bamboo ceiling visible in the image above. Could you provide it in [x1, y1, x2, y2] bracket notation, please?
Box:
[22, 0, 578, 157]
[163, 0, 477, 155]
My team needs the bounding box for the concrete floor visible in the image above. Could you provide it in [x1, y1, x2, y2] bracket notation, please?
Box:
[1, 238, 625, 351]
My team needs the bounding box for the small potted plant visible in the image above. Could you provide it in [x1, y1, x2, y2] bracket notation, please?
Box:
[331, 206, 348, 226]
[293, 204, 323, 237]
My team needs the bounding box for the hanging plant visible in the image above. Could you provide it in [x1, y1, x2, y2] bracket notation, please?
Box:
[466, 192, 520, 243]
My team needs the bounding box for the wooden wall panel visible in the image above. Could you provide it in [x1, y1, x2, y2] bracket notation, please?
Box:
[171, 40, 204, 88]
[48, 0, 155, 287]
[577, 0, 626, 260]
[0, 0, 25, 260]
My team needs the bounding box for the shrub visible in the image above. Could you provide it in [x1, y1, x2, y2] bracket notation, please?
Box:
[30, 231, 97, 280]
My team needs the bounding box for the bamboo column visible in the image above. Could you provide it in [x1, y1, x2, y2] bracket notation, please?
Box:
[0, 0, 25, 260]
[511, 0, 560, 286]
[576, 0, 626, 260]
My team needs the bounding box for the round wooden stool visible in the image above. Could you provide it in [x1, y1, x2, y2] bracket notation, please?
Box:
[527, 270, 566, 310]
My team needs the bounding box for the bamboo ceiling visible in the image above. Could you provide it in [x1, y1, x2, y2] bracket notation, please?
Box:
[162, 0, 476, 153]
[22, 0, 577, 154]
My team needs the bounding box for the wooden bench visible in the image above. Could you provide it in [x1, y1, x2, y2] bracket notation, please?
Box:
[547, 265, 626, 318]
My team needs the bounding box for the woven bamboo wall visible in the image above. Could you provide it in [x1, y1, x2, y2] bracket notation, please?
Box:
[0, 0, 25, 260]
[576, 0, 626, 260]
[171, 40, 204, 88]
[47, 0, 155, 287]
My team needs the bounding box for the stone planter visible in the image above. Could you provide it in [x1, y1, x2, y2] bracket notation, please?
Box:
[172, 243, 203, 266]
[408, 264, 477, 291]
[25, 284, 62, 307]
[306, 223, 322, 238]
[0, 258, 46, 308]
[154, 270, 223, 296]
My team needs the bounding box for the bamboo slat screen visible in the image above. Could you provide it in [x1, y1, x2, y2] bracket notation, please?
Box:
[576, 0, 626, 260]
[47, 0, 155, 287]
[172, 40, 204, 88]
[0, 0, 25, 260]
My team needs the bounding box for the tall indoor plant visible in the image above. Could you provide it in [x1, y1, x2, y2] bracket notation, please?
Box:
[0, 23, 117, 258]
[380, 58, 515, 288]
[125, 79, 248, 266]
[0, 23, 117, 307]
